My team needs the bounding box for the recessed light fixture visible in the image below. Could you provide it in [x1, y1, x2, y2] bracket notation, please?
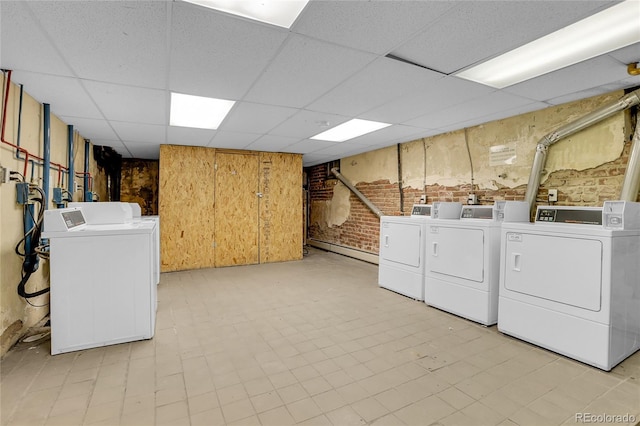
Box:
[182, 0, 309, 29]
[169, 92, 235, 130]
[311, 119, 392, 142]
[456, 0, 640, 88]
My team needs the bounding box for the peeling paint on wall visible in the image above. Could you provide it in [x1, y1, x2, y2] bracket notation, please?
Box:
[341, 146, 398, 185]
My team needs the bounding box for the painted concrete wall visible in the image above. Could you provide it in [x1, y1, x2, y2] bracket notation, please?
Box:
[0, 75, 106, 356]
[309, 90, 636, 254]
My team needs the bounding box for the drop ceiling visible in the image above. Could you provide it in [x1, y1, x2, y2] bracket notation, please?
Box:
[2, 0, 639, 166]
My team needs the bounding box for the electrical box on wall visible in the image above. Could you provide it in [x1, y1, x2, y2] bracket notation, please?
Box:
[548, 189, 558, 202]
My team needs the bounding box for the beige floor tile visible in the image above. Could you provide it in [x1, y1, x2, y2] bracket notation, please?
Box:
[221, 397, 255, 423]
[83, 400, 122, 424]
[301, 376, 333, 396]
[244, 376, 274, 397]
[370, 412, 405, 426]
[258, 405, 296, 426]
[188, 390, 220, 415]
[277, 382, 309, 404]
[268, 370, 298, 389]
[324, 369, 354, 388]
[336, 382, 370, 405]
[460, 401, 507, 425]
[48, 394, 90, 418]
[312, 389, 347, 412]
[44, 409, 85, 426]
[286, 397, 322, 422]
[217, 383, 248, 406]
[437, 386, 475, 410]
[189, 407, 225, 425]
[395, 395, 456, 425]
[250, 390, 283, 413]
[351, 396, 389, 423]
[325, 405, 367, 426]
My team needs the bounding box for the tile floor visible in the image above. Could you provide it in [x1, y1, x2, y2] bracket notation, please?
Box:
[1, 248, 639, 426]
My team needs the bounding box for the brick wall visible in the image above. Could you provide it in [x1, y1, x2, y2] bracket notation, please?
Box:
[120, 159, 159, 215]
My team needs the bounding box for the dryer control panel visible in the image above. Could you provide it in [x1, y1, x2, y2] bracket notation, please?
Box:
[411, 204, 431, 216]
[535, 206, 602, 225]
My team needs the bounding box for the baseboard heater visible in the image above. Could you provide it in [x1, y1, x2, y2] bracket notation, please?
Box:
[307, 239, 379, 265]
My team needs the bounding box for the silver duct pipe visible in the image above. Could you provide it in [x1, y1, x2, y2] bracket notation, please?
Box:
[525, 89, 640, 213]
[331, 167, 385, 218]
[620, 120, 640, 201]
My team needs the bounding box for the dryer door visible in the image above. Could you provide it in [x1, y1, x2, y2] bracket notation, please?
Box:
[428, 226, 484, 283]
[380, 221, 421, 267]
[503, 233, 602, 311]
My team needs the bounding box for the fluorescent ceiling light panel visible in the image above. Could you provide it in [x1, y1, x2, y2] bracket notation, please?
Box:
[311, 119, 392, 142]
[456, 0, 640, 88]
[170, 92, 235, 130]
[182, 0, 309, 28]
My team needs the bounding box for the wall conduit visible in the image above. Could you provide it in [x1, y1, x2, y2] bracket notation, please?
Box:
[620, 120, 640, 201]
[524, 88, 640, 213]
[331, 167, 384, 218]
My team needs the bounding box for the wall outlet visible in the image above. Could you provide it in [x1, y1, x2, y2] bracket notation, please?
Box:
[548, 189, 558, 202]
[419, 194, 426, 203]
[467, 194, 478, 205]
[0, 166, 8, 184]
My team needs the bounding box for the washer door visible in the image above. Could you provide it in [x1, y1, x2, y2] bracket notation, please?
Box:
[428, 227, 484, 283]
[504, 233, 602, 311]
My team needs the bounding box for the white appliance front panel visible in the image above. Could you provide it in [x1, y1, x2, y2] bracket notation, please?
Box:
[428, 226, 484, 283]
[380, 221, 422, 268]
[503, 232, 602, 312]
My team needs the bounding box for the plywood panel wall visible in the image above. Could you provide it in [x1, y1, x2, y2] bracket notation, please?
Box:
[214, 152, 260, 267]
[159, 145, 216, 272]
[259, 152, 303, 263]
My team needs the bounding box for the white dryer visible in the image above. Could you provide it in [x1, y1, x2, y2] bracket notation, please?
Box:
[424, 201, 529, 325]
[499, 201, 640, 370]
[43, 207, 157, 355]
[378, 202, 461, 300]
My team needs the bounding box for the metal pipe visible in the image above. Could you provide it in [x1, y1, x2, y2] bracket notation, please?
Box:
[620, 121, 640, 201]
[525, 88, 640, 212]
[42, 103, 50, 210]
[67, 125, 74, 197]
[331, 167, 384, 218]
[84, 139, 90, 201]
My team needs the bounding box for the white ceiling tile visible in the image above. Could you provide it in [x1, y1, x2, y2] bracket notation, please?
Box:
[111, 122, 165, 144]
[0, 2, 74, 77]
[504, 55, 636, 101]
[392, 1, 617, 74]
[307, 56, 445, 116]
[209, 131, 261, 150]
[292, 0, 455, 55]
[245, 135, 301, 152]
[269, 110, 350, 139]
[58, 117, 119, 141]
[361, 76, 495, 124]
[167, 126, 216, 147]
[9, 72, 102, 120]
[280, 139, 336, 154]
[27, 1, 169, 88]
[607, 42, 640, 65]
[83, 81, 166, 125]
[244, 34, 377, 108]
[311, 142, 371, 158]
[170, 2, 289, 100]
[347, 125, 436, 147]
[404, 91, 544, 129]
[220, 102, 298, 134]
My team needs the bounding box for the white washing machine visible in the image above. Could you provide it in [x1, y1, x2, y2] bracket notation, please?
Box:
[43, 207, 158, 355]
[499, 201, 640, 370]
[424, 201, 529, 325]
[378, 202, 461, 300]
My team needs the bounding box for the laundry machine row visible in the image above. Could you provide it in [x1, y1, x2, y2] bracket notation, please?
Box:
[498, 201, 640, 371]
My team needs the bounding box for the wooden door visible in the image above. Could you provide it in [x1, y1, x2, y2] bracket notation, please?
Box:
[214, 152, 260, 266]
[259, 153, 303, 263]
[159, 145, 216, 272]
